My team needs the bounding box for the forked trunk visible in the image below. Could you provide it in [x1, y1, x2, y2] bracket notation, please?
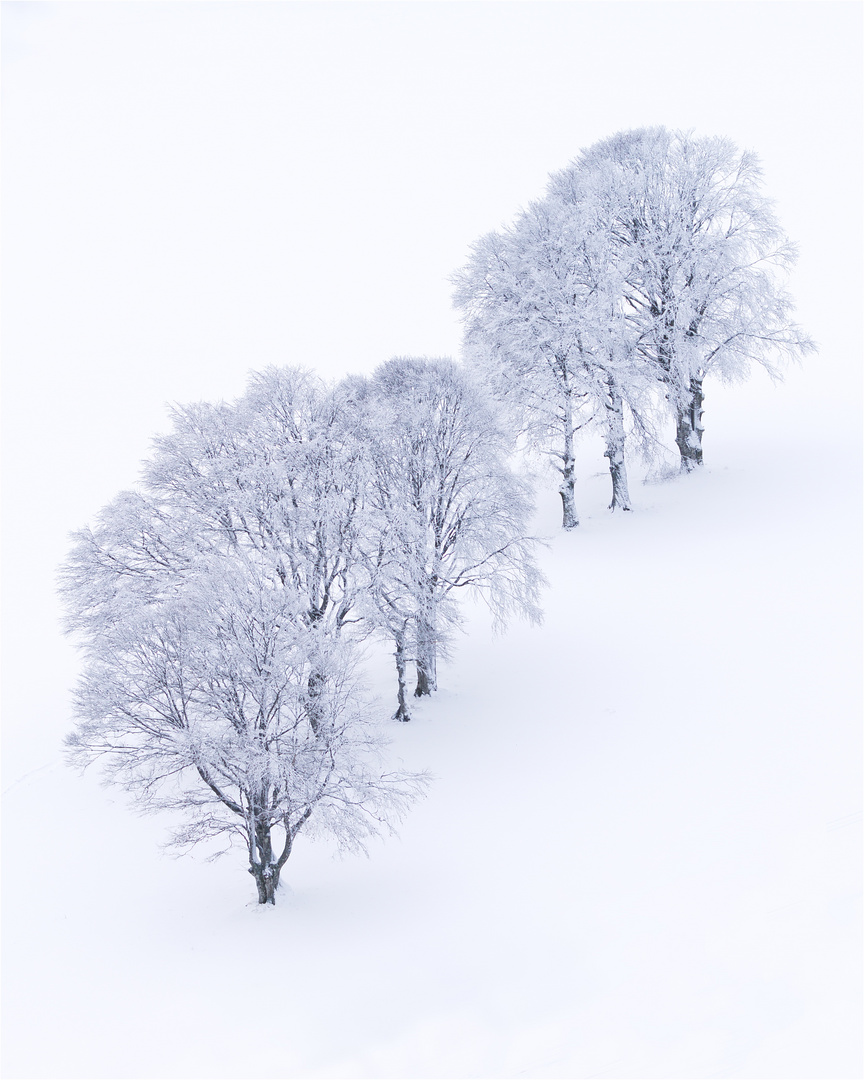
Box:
[675, 376, 705, 473]
[393, 627, 411, 721]
[603, 377, 632, 511]
[247, 812, 293, 905]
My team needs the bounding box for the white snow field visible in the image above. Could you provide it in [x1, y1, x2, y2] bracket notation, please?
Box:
[3, 368, 861, 1080]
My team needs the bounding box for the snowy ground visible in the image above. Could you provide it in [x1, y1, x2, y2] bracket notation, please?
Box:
[3, 370, 861, 1079]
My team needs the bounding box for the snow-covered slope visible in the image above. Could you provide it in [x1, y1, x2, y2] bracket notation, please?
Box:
[3, 370, 860, 1079]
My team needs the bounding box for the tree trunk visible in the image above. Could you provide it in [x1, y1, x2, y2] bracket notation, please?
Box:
[559, 422, 579, 530]
[249, 861, 281, 904]
[603, 376, 632, 511]
[248, 815, 279, 904]
[306, 665, 325, 735]
[414, 585, 437, 697]
[414, 637, 436, 697]
[393, 627, 411, 721]
[675, 376, 705, 473]
[247, 812, 293, 905]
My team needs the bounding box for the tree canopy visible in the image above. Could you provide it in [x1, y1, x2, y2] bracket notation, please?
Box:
[454, 126, 814, 525]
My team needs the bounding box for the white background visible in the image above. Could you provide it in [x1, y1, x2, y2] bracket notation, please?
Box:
[2, 4, 861, 1078]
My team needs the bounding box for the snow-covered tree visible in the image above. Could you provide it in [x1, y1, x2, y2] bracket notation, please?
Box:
[61, 371, 427, 904]
[350, 358, 544, 716]
[454, 129, 814, 513]
[551, 128, 816, 471]
[145, 368, 371, 731]
[453, 188, 655, 525]
[148, 367, 367, 636]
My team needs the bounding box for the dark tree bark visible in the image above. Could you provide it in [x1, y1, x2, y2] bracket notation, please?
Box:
[675, 375, 705, 472]
[247, 812, 282, 905]
[393, 627, 411, 721]
[559, 462, 578, 529]
[603, 376, 632, 511]
[414, 585, 438, 697]
[414, 639, 436, 697]
[249, 861, 281, 905]
[246, 804, 302, 904]
[306, 666, 325, 734]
